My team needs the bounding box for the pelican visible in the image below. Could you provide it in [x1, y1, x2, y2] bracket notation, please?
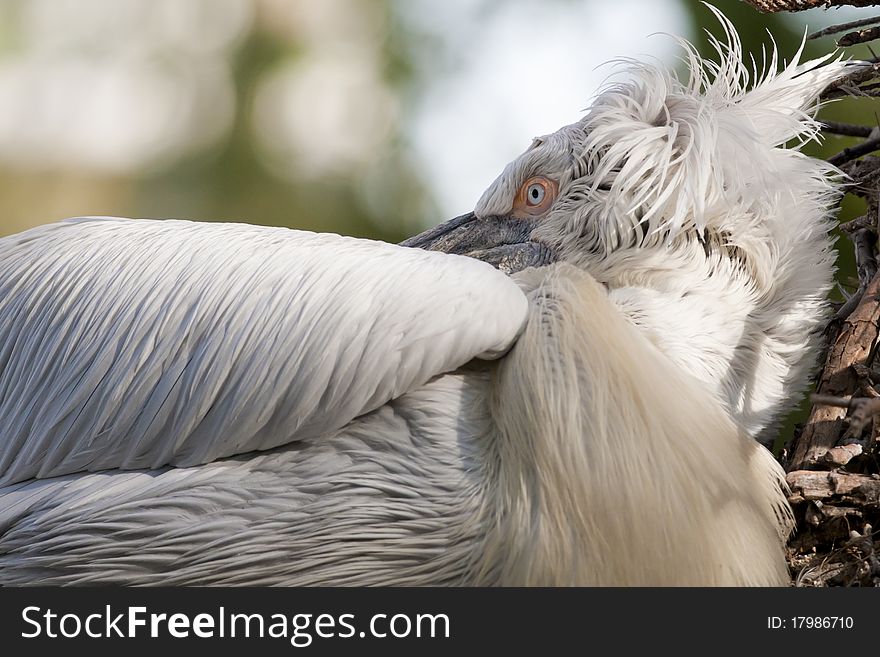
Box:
[0, 17, 853, 585]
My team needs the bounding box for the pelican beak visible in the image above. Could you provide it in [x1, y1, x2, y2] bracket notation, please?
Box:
[400, 212, 556, 275]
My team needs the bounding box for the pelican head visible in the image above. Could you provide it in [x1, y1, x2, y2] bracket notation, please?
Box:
[405, 17, 849, 444]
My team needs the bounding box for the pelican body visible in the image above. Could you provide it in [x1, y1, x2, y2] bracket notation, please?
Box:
[0, 17, 854, 585]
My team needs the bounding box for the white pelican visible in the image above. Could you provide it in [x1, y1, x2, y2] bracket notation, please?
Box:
[0, 17, 853, 585]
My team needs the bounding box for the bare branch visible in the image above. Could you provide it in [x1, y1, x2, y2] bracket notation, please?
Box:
[854, 228, 879, 287]
[809, 15, 880, 40]
[839, 214, 876, 233]
[787, 470, 880, 504]
[811, 393, 880, 435]
[821, 121, 875, 138]
[745, 0, 880, 12]
[829, 136, 880, 166]
[810, 394, 854, 408]
[790, 268, 880, 470]
[840, 156, 880, 195]
[839, 26, 880, 47]
[821, 65, 880, 100]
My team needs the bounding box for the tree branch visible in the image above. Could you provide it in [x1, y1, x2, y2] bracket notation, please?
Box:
[839, 26, 880, 47]
[829, 137, 880, 167]
[809, 15, 880, 40]
[789, 268, 880, 470]
[821, 121, 875, 138]
[745, 0, 880, 12]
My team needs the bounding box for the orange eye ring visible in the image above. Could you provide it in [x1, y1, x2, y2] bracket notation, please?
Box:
[513, 176, 558, 216]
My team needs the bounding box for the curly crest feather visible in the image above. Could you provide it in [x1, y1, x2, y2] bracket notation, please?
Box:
[473, 10, 863, 442]
[571, 10, 850, 262]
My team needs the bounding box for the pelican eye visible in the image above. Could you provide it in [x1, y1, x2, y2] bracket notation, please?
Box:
[514, 176, 558, 216]
[526, 183, 545, 205]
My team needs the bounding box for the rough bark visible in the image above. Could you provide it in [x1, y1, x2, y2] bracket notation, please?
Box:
[788, 270, 880, 470]
[745, 0, 880, 11]
[786, 471, 880, 586]
[773, 8, 880, 582]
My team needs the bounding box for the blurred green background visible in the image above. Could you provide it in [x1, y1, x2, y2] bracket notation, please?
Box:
[0, 0, 873, 242]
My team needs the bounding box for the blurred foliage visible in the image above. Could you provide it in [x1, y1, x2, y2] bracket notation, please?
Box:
[0, 0, 435, 242]
[133, 25, 407, 243]
[0, 0, 874, 245]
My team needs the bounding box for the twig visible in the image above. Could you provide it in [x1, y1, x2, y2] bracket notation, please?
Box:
[852, 362, 880, 397]
[821, 64, 880, 100]
[842, 82, 880, 96]
[822, 121, 875, 138]
[811, 394, 880, 437]
[829, 137, 880, 167]
[824, 86, 880, 100]
[809, 15, 880, 41]
[840, 156, 880, 194]
[831, 286, 866, 323]
[873, 198, 880, 247]
[853, 228, 879, 288]
[836, 229, 880, 325]
[839, 27, 880, 48]
[839, 214, 876, 233]
[745, 1, 880, 12]
[810, 394, 854, 409]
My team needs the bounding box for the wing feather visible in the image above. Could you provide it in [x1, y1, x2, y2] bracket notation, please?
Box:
[0, 217, 527, 485]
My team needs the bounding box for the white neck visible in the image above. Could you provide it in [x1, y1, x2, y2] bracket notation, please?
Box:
[481, 263, 789, 585]
[592, 233, 829, 445]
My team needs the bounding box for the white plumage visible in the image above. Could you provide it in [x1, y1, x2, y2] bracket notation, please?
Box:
[0, 218, 526, 485]
[0, 15, 857, 585]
